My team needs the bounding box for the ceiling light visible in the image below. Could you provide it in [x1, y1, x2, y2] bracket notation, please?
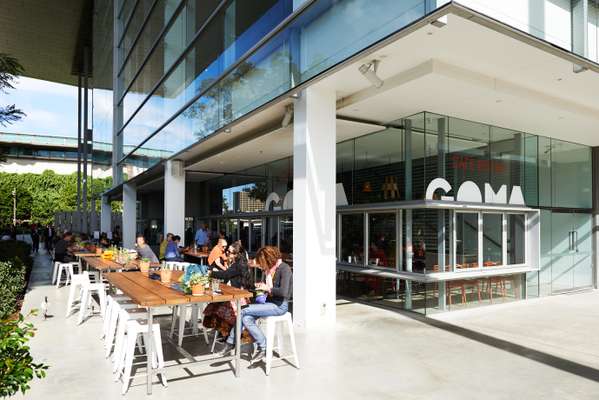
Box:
[290, 92, 300, 99]
[224, 128, 231, 133]
[358, 60, 383, 88]
[281, 105, 293, 128]
[573, 64, 588, 73]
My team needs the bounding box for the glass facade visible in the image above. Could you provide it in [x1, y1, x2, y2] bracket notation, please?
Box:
[101, 1, 598, 315]
[116, 0, 439, 180]
[191, 111, 592, 314]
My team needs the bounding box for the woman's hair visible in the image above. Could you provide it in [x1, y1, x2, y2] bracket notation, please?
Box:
[228, 240, 252, 288]
[255, 246, 281, 271]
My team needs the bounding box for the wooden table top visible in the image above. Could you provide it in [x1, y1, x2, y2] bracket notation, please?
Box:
[183, 249, 209, 258]
[105, 271, 252, 307]
[82, 256, 161, 272]
[73, 252, 100, 258]
[83, 256, 138, 272]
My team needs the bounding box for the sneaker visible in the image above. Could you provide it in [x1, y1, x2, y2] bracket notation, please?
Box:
[251, 348, 266, 364]
[219, 343, 235, 357]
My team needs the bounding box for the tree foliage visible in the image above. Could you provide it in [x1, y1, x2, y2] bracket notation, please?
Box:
[0, 53, 25, 129]
[0, 170, 117, 226]
[0, 312, 48, 397]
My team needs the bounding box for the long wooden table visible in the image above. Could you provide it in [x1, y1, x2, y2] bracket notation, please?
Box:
[105, 271, 252, 395]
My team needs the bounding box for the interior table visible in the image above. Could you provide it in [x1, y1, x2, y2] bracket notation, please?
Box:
[104, 271, 252, 395]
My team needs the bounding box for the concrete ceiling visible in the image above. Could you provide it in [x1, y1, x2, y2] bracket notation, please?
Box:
[0, 0, 89, 85]
[319, 12, 599, 146]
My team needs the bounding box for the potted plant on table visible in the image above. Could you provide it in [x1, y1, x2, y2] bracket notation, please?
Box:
[139, 258, 150, 275]
[188, 273, 209, 296]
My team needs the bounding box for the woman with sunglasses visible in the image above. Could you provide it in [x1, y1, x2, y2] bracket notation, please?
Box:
[203, 241, 253, 341]
[220, 245, 292, 364]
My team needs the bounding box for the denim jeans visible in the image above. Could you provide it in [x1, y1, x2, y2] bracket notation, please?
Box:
[226, 301, 288, 350]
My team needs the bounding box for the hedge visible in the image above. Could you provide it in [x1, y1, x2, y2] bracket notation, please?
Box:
[0, 170, 118, 226]
[0, 259, 26, 319]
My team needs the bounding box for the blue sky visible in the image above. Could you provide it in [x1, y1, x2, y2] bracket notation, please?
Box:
[0, 77, 77, 137]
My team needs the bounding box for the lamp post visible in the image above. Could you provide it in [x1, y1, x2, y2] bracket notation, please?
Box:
[12, 188, 16, 226]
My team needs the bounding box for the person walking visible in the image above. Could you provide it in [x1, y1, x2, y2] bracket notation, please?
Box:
[30, 227, 40, 254]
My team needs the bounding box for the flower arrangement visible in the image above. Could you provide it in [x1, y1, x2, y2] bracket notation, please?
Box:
[186, 272, 210, 296]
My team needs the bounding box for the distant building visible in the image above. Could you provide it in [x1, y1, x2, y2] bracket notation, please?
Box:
[233, 190, 264, 213]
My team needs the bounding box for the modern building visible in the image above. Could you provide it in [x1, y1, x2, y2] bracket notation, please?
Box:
[232, 190, 265, 213]
[3, 1, 599, 329]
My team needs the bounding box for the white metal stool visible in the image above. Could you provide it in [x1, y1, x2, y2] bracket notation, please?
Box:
[102, 295, 134, 339]
[55, 262, 78, 288]
[169, 303, 209, 347]
[112, 308, 148, 372]
[117, 319, 167, 394]
[104, 297, 139, 356]
[51, 261, 60, 284]
[65, 271, 97, 317]
[77, 277, 107, 325]
[261, 312, 300, 375]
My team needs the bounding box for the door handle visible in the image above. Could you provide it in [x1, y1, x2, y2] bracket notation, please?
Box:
[574, 231, 579, 252]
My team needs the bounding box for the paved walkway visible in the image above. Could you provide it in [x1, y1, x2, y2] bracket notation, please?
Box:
[16, 250, 599, 399]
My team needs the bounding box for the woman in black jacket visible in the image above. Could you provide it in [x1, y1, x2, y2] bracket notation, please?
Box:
[220, 246, 293, 363]
[203, 241, 253, 341]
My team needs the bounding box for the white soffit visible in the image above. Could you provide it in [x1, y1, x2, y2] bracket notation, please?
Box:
[186, 119, 382, 177]
[323, 13, 599, 146]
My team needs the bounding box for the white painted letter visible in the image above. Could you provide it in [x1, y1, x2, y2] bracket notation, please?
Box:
[425, 178, 453, 200]
[456, 181, 482, 203]
[484, 183, 507, 204]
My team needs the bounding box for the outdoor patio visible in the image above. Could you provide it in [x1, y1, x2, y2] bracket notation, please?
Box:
[17, 250, 599, 400]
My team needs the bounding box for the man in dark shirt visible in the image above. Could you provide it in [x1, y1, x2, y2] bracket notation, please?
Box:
[54, 232, 74, 263]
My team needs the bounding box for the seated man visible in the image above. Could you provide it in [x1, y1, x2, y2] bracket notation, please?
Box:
[54, 232, 75, 263]
[164, 235, 183, 261]
[208, 238, 228, 271]
[135, 234, 159, 263]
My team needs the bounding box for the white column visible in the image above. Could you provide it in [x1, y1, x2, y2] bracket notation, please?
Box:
[164, 160, 186, 238]
[100, 195, 112, 234]
[123, 183, 137, 249]
[292, 86, 336, 329]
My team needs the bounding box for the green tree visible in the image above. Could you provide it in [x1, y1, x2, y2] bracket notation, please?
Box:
[0, 53, 25, 128]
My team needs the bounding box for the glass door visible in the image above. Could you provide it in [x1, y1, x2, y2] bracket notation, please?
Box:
[551, 212, 593, 293]
[572, 213, 593, 288]
[550, 212, 573, 293]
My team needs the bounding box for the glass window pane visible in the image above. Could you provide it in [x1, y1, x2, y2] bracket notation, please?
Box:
[265, 217, 277, 246]
[483, 213, 502, 266]
[250, 219, 262, 252]
[341, 214, 364, 265]
[551, 139, 592, 208]
[456, 212, 478, 269]
[368, 213, 396, 268]
[336, 140, 354, 205]
[279, 216, 293, 263]
[507, 214, 525, 265]
[354, 128, 403, 204]
[538, 136, 552, 207]
[411, 209, 439, 273]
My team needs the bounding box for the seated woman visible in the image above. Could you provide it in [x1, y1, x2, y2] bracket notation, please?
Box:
[164, 235, 183, 261]
[207, 238, 228, 271]
[203, 241, 253, 343]
[135, 234, 159, 263]
[220, 246, 292, 363]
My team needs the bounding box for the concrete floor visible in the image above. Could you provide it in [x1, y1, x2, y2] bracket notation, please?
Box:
[15, 250, 599, 399]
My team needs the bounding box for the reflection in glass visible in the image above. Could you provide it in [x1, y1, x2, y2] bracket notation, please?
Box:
[250, 219, 263, 252]
[411, 210, 438, 273]
[341, 214, 364, 264]
[507, 214, 525, 265]
[483, 213, 502, 266]
[456, 212, 478, 269]
[368, 213, 396, 268]
[279, 216, 293, 262]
